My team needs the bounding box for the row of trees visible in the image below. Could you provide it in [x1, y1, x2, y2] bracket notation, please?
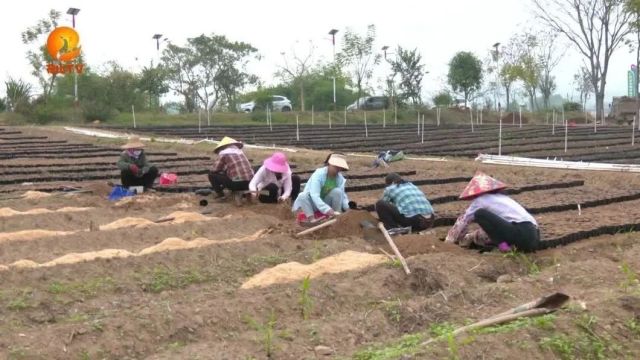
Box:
[5, 2, 640, 122]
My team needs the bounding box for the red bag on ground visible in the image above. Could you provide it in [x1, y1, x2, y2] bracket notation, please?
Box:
[159, 173, 178, 186]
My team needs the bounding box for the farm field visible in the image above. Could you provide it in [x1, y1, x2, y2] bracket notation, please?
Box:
[1, 125, 640, 359]
[104, 122, 640, 164]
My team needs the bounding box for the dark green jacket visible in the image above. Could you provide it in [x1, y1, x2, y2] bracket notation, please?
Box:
[117, 151, 152, 175]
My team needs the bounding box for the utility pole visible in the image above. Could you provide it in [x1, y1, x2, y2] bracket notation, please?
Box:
[329, 29, 339, 111]
[67, 7, 80, 105]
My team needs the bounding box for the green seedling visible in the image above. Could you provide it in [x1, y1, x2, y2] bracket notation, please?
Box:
[244, 311, 277, 358]
[299, 275, 313, 320]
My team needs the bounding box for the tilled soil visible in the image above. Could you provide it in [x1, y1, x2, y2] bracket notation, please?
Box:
[1, 126, 640, 359]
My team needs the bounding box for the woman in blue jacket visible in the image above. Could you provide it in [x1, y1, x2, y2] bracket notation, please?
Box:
[292, 153, 350, 225]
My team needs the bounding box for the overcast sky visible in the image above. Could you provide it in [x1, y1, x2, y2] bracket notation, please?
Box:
[1, 0, 637, 110]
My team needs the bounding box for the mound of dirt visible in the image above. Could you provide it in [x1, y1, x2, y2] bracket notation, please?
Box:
[22, 191, 51, 200]
[161, 211, 210, 224]
[41, 249, 135, 267]
[501, 112, 530, 124]
[391, 232, 466, 257]
[99, 217, 154, 230]
[0, 229, 76, 243]
[1, 229, 269, 271]
[314, 210, 380, 239]
[240, 250, 387, 289]
[114, 195, 161, 207]
[0, 206, 91, 217]
[83, 182, 114, 198]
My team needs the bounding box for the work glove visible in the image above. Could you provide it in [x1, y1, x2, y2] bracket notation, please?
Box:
[325, 209, 336, 217]
[348, 201, 358, 210]
[129, 164, 140, 176]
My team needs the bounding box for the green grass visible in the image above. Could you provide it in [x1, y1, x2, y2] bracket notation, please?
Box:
[48, 276, 116, 299]
[476, 314, 556, 334]
[6, 290, 32, 311]
[139, 266, 212, 293]
[540, 314, 622, 360]
[352, 332, 426, 360]
[620, 262, 640, 293]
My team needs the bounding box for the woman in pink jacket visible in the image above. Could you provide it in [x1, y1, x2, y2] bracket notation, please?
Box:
[249, 152, 301, 203]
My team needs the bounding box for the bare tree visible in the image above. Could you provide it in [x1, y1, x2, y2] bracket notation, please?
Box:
[337, 25, 381, 108]
[574, 66, 595, 110]
[537, 31, 564, 110]
[533, 0, 632, 119]
[276, 41, 315, 111]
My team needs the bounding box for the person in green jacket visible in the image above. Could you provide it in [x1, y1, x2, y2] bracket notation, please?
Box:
[116, 136, 159, 189]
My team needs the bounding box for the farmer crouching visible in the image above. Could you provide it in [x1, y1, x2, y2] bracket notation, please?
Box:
[292, 153, 351, 226]
[117, 136, 159, 190]
[249, 152, 301, 204]
[208, 136, 254, 200]
[376, 173, 434, 233]
[445, 172, 540, 253]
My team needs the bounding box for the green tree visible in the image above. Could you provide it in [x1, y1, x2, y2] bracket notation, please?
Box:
[21, 9, 61, 103]
[447, 51, 483, 106]
[5, 78, 32, 113]
[162, 34, 258, 112]
[337, 25, 381, 108]
[499, 63, 520, 110]
[139, 64, 169, 109]
[433, 91, 453, 107]
[389, 46, 425, 105]
[0, 97, 6, 112]
[573, 66, 594, 112]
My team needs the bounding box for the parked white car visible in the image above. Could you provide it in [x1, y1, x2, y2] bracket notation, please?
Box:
[238, 95, 293, 112]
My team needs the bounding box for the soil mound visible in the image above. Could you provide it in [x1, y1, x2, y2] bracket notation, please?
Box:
[99, 217, 154, 230]
[501, 112, 530, 124]
[0, 206, 91, 217]
[22, 191, 51, 199]
[42, 249, 134, 267]
[0, 229, 75, 243]
[314, 210, 379, 239]
[392, 232, 465, 256]
[240, 250, 387, 289]
[161, 211, 210, 224]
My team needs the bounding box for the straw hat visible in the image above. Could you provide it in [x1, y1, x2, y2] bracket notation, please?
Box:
[263, 152, 290, 174]
[121, 136, 145, 149]
[214, 136, 243, 153]
[327, 153, 349, 170]
[459, 171, 507, 200]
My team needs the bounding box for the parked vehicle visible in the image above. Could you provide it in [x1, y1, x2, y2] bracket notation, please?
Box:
[347, 96, 389, 111]
[237, 95, 293, 112]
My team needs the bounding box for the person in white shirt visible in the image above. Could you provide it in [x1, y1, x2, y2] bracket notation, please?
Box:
[249, 152, 300, 203]
[445, 172, 540, 252]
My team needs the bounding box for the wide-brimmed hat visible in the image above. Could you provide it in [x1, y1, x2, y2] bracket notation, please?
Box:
[459, 171, 507, 200]
[214, 136, 243, 153]
[327, 153, 349, 170]
[121, 136, 145, 149]
[263, 152, 290, 173]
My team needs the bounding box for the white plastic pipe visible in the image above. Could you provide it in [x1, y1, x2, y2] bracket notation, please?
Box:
[519, 107, 522, 128]
[198, 108, 201, 133]
[207, 107, 210, 126]
[633, 116, 636, 146]
[364, 111, 368, 138]
[344, 106, 347, 126]
[470, 109, 475, 133]
[564, 119, 568, 153]
[417, 111, 420, 134]
[421, 114, 425, 143]
[383, 108, 386, 128]
[132, 105, 136, 129]
[329, 112, 332, 129]
[296, 114, 300, 141]
[394, 104, 398, 125]
[498, 117, 502, 156]
[312, 105, 314, 125]
[476, 154, 640, 173]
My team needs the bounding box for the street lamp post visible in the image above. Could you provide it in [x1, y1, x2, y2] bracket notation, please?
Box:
[67, 7, 80, 105]
[329, 29, 339, 111]
[492, 42, 500, 112]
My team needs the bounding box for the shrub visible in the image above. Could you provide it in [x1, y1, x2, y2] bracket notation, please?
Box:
[0, 98, 6, 112]
[82, 100, 116, 122]
[563, 101, 582, 112]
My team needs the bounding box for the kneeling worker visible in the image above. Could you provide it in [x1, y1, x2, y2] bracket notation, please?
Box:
[209, 136, 254, 200]
[292, 153, 350, 225]
[445, 172, 540, 252]
[249, 152, 301, 203]
[376, 173, 434, 233]
[117, 136, 159, 190]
